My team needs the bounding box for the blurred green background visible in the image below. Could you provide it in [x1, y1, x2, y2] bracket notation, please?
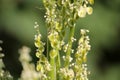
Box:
[0, 0, 120, 80]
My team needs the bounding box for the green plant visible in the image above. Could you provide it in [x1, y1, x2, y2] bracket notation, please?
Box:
[35, 0, 94, 80]
[0, 0, 94, 79]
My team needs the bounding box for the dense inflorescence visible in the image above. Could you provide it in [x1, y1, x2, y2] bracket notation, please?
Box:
[35, 0, 94, 80]
[0, 0, 93, 80]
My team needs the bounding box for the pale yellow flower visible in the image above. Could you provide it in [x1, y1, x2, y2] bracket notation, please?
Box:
[88, 0, 94, 5]
[86, 7, 93, 15]
[78, 6, 87, 18]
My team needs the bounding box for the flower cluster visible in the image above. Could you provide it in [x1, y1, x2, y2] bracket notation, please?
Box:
[58, 29, 91, 80]
[35, 0, 94, 80]
[75, 29, 91, 63]
[74, 29, 91, 80]
[77, 0, 94, 18]
[0, 0, 93, 80]
[34, 22, 51, 80]
[59, 68, 74, 80]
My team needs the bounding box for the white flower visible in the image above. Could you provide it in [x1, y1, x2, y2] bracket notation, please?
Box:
[78, 6, 86, 18]
[86, 7, 93, 15]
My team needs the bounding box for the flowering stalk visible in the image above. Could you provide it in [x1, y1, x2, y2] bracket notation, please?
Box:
[34, 22, 51, 80]
[35, 0, 94, 80]
[74, 29, 91, 80]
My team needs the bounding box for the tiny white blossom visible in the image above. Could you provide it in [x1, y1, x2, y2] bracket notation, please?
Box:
[86, 7, 93, 15]
[78, 6, 86, 18]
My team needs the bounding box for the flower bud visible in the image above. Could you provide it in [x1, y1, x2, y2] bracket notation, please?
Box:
[78, 6, 86, 18]
[86, 7, 93, 15]
[88, 0, 94, 5]
[50, 49, 58, 58]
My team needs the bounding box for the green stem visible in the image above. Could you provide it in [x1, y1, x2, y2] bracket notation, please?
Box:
[47, 27, 49, 59]
[50, 58, 56, 80]
[56, 52, 61, 80]
[65, 26, 75, 67]
[56, 52, 61, 69]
